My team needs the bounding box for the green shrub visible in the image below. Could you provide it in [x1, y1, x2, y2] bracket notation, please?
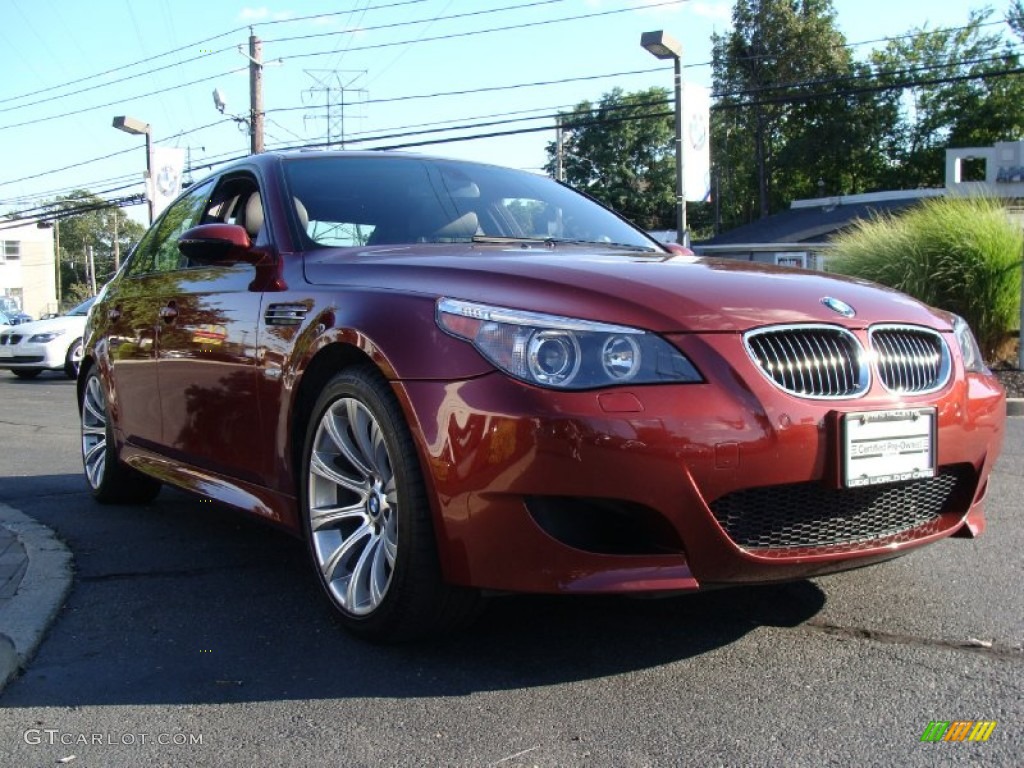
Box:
[827, 196, 1022, 359]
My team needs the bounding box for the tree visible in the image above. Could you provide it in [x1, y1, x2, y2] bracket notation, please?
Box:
[712, 0, 857, 222]
[48, 191, 146, 306]
[544, 87, 677, 231]
[1009, 0, 1024, 40]
[868, 8, 1024, 188]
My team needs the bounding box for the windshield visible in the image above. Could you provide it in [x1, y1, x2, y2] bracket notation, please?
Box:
[283, 155, 659, 251]
[68, 297, 96, 316]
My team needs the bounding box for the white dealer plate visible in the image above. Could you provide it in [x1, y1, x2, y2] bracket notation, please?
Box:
[842, 408, 936, 488]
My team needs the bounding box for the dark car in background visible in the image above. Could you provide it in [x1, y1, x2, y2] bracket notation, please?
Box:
[0, 307, 33, 326]
[78, 151, 1005, 641]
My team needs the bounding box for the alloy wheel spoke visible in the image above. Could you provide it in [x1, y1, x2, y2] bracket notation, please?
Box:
[346, 399, 380, 476]
[323, 406, 375, 481]
[346, 535, 378, 610]
[310, 451, 366, 495]
[369, 538, 390, 605]
[309, 502, 366, 532]
[321, 522, 372, 583]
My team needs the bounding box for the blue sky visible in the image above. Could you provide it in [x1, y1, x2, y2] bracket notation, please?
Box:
[0, 0, 1005, 225]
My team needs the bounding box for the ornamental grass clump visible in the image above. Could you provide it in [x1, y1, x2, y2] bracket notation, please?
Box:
[828, 196, 1022, 359]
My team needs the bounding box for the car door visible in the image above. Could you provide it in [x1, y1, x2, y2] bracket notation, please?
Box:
[104, 182, 213, 448]
[155, 172, 268, 484]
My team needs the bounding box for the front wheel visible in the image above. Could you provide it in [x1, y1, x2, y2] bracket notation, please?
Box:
[300, 365, 480, 642]
[11, 369, 42, 379]
[80, 369, 161, 503]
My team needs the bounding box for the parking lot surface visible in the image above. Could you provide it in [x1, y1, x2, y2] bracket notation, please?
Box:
[0, 374, 1020, 766]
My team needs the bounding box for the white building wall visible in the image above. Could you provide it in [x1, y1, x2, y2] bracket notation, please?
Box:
[0, 222, 56, 319]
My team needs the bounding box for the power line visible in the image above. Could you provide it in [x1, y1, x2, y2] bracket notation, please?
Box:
[0, 0, 430, 108]
[262, 0, 574, 46]
[0, 68, 248, 134]
[283, 0, 686, 62]
[267, 66, 667, 115]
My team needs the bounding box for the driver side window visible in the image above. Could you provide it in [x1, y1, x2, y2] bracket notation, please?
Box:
[126, 180, 214, 277]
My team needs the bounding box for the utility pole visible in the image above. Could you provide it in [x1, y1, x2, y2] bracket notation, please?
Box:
[87, 245, 97, 295]
[112, 210, 120, 272]
[555, 118, 564, 182]
[249, 31, 264, 154]
[54, 219, 61, 306]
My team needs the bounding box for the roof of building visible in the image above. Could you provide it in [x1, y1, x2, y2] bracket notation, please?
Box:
[701, 195, 932, 246]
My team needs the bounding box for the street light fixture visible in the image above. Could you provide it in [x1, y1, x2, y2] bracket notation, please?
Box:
[112, 115, 154, 225]
[641, 30, 686, 246]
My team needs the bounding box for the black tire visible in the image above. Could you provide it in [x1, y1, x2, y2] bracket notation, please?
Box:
[300, 364, 480, 642]
[80, 368, 161, 504]
[64, 338, 84, 379]
[11, 369, 42, 379]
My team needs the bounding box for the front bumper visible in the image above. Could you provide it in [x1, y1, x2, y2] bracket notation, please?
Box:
[0, 340, 65, 370]
[396, 332, 1005, 594]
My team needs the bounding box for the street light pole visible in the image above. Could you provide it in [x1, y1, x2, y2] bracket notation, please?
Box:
[641, 30, 686, 246]
[112, 115, 154, 224]
[673, 53, 685, 246]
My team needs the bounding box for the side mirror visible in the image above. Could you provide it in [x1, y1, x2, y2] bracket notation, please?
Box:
[178, 223, 255, 264]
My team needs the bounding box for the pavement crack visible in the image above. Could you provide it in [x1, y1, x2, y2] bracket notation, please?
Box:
[803, 619, 1024, 660]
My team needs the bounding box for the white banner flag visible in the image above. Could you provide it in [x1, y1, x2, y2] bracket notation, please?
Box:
[683, 83, 711, 203]
[147, 146, 186, 218]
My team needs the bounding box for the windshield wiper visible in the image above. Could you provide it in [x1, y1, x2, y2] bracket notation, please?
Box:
[471, 235, 658, 252]
[470, 235, 551, 245]
[543, 237, 660, 253]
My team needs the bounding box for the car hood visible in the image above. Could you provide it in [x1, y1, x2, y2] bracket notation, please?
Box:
[3, 314, 87, 337]
[303, 245, 953, 334]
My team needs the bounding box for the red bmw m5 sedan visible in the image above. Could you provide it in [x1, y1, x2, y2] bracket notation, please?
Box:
[79, 151, 1006, 641]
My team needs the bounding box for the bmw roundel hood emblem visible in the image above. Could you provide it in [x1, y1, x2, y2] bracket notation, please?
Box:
[821, 296, 856, 318]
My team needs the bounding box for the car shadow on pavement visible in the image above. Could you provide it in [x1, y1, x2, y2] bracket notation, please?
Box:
[0, 476, 826, 708]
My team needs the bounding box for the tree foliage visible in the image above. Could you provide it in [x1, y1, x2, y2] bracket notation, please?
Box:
[706, 2, 1024, 232]
[712, 0, 854, 224]
[49, 191, 146, 307]
[868, 8, 1024, 188]
[544, 87, 677, 231]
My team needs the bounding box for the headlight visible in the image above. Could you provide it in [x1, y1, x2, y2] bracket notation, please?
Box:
[437, 298, 702, 389]
[952, 315, 987, 373]
[28, 330, 65, 343]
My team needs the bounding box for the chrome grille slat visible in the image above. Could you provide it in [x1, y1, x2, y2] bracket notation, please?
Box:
[744, 325, 868, 399]
[746, 324, 950, 399]
[870, 326, 950, 395]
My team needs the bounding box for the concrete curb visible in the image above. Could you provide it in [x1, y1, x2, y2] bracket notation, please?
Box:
[0, 503, 72, 694]
[1008, 398, 1024, 417]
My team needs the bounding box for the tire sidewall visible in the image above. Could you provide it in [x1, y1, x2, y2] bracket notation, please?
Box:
[65, 338, 84, 379]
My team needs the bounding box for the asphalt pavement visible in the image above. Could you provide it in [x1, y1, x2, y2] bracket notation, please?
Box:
[0, 374, 1021, 767]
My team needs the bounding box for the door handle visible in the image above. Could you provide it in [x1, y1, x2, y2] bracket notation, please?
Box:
[108, 306, 122, 321]
[159, 303, 178, 322]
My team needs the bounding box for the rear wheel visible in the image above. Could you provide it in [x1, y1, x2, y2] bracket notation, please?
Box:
[80, 369, 161, 503]
[300, 365, 480, 642]
[11, 369, 42, 379]
[64, 338, 84, 379]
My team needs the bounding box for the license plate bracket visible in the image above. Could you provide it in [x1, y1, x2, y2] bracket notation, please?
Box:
[842, 407, 936, 488]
